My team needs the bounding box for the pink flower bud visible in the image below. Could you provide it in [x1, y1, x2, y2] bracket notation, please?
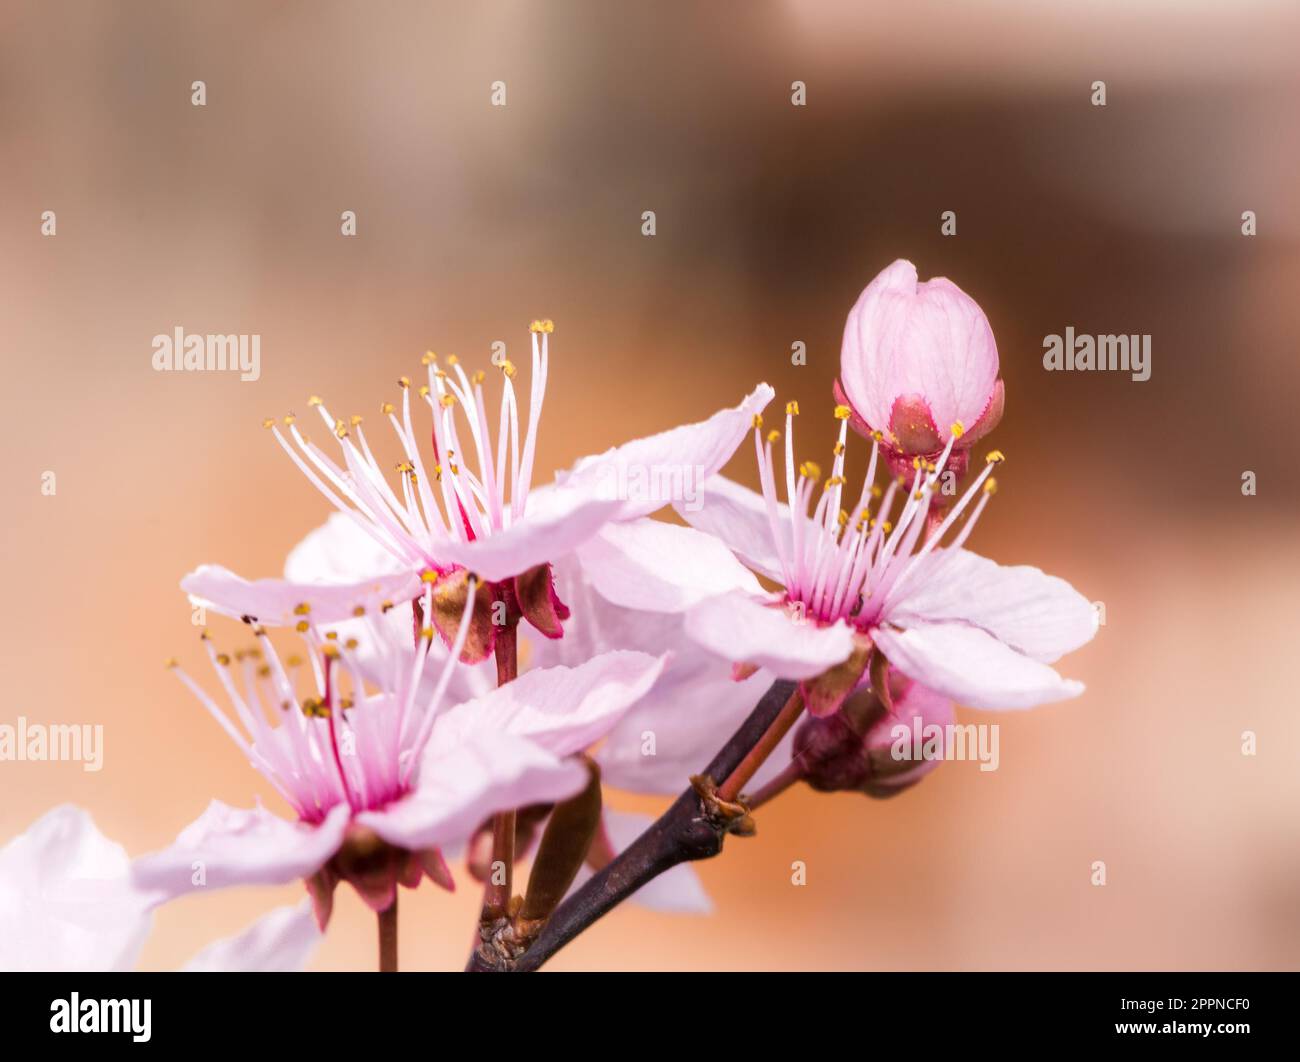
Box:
[792, 676, 954, 798]
[837, 259, 1003, 481]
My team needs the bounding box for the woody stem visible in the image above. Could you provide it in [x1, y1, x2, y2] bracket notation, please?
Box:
[466, 678, 799, 972]
[378, 896, 398, 973]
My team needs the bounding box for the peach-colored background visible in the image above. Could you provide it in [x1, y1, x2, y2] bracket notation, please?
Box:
[2, 1, 1298, 970]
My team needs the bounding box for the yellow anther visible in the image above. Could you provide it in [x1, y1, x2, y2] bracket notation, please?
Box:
[883, 521, 893, 533]
[422, 351, 437, 365]
[165, 657, 178, 669]
[351, 605, 366, 617]
[499, 359, 518, 379]
[767, 430, 781, 444]
[324, 631, 338, 641]
[380, 402, 395, 415]
[420, 626, 435, 641]
[439, 393, 456, 408]
[870, 485, 882, 498]
[350, 414, 363, 426]
[420, 570, 439, 583]
[529, 319, 554, 334]
[334, 419, 348, 439]
[950, 420, 965, 438]
[295, 620, 309, 633]
[286, 654, 303, 668]
[345, 638, 359, 650]
[446, 354, 459, 366]
[340, 696, 354, 710]
[308, 395, 323, 407]
[786, 401, 800, 416]
[473, 370, 485, 385]
[282, 413, 296, 426]
[216, 653, 231, 666]
[985, 450, 1006, 464]
[321, 644, 340, 659]
[799, 460, 821, 481]
[984, 477, 999, 495]
[434, 369, 447, 379]
[261, 417, 275, 429]
[832, 442, 845, 456]
[752, 414, 763, 429]
[912, 457, 922, 470]
[870, 430, 884, 442]
[398, 376, 411, 389]
[257, 664, 271, 678]
[293, 602, 311, 615]
[833, 405, 852, 420]
[381, 600, 394, 613]
[417, 384, 431, 397]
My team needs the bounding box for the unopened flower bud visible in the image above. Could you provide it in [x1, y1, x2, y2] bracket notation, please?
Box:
[837, 259, 1003, 483]
[793, 676, 954, 798]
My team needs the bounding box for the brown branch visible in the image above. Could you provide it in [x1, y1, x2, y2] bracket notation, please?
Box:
[466, 677, 798, 972]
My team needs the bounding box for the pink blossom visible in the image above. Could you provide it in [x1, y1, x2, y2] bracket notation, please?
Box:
[132, 590, 666, 926]
[252, 320, 771, 658]
[837, 259, 1003, 482]
[577, 403, 1096, 718]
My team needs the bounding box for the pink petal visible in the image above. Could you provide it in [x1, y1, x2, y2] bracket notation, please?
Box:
[433, 650, 668, 758]
[181, 899, 321, 972]
[684, 591, 856, 680]
[182, 564, 421, 627]
[356, 731, 586, 852]
[674, 474, 788, 582]
[595, 666, 773, 794]
[437, 486, 625, 583]
[284, 511, 408, 583]
[558, 384, 776, 520]
[0, 805, 153, 972]
[131, 801, 351, 901]
[575, 518, 763, 614]
[872, 621, 1084, 710]
[887, 548, 1098, 663]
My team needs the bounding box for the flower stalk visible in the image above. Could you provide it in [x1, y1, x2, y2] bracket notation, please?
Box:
[378, 896, 398, 973]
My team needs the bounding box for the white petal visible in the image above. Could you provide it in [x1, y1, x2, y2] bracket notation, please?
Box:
[596, 667, 773, 794]
[437, 487, 624, 583]
[873, 620, 1085, 710]
[0, 805, 153, 972]
[357, 731, 585, 852]
[181, 899, 321, 972]
[182, 564, 421, 627]
[674, 474, 789, 582]
[888, 548, 1098, 663]
[131, 801, 351, 901]
[285, 512, 407, 583]
[575, 519, 763, 614]
[558, 384, 775, 520]
[433, 651, 668, 757]
[684, 591, 856, 680]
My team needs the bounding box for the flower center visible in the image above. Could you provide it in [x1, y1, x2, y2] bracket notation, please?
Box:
[754, 402, 1003, 631]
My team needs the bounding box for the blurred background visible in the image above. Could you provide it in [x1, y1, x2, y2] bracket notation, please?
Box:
[2, 0, 1298, 970]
